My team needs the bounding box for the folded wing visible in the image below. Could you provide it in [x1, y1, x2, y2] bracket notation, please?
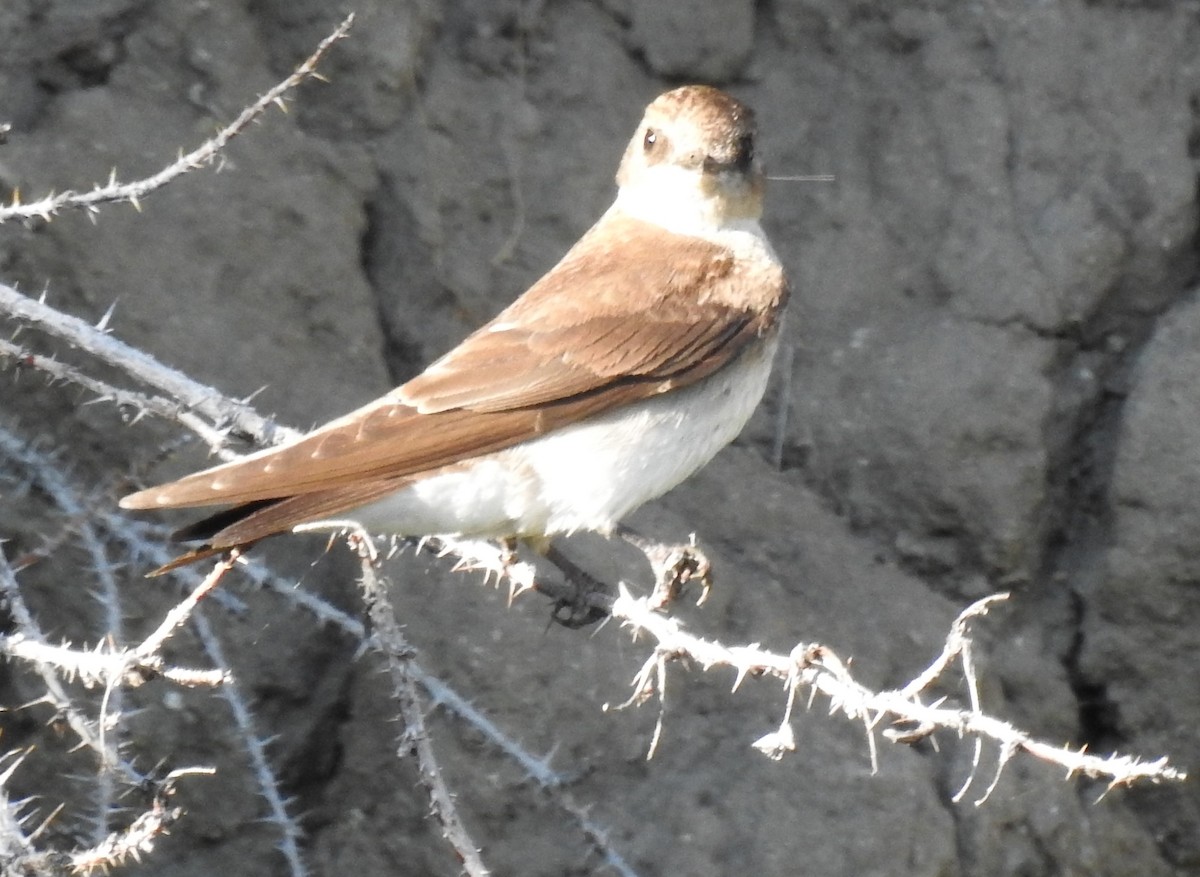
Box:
[120, 215, 787, 515]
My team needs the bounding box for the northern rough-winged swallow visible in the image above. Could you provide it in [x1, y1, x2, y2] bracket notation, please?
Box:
[121, 85, 789, 571]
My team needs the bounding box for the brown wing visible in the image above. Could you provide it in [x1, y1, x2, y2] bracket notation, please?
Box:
[120, 214, 787, 512]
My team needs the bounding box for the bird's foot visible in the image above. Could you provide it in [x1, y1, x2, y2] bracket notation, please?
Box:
[541, 544, 612, 628]
[617, 527, 713, 609]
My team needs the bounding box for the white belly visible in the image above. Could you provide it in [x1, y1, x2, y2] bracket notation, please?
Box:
[340, 333, 779, 540]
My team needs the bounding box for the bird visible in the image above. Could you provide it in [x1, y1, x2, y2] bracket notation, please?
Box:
[120, 85, 789, 575]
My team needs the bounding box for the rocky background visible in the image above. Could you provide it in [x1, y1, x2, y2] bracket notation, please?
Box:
[1, 1, 1198, 875]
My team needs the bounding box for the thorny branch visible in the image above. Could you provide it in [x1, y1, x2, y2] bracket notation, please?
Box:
[0, 757, 212, 877]
[345, 529, 491, 877]
[0, 547, 223, 873]
[0, 14, 355, 225]
[107, 511, 637, 874]
[188, 608, 308, 877]
[68, 768, 214, 876]
[0, 549, 131, 780]
[604, 588, 1187, 798]
[1, 424, 309, 877]
[381, 524, 1194, 798]
[0, 282, 298, 454]
[0, 543, 230, 693]
[0, 335, 236, 454]
[430, 541, 1184, 791]
[0, 17, 358, 875]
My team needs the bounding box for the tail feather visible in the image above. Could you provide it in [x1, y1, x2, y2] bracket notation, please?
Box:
[143, 499, 278, 576]
[141, 480, 411, 576]
[171, 499, 280, 543]
[146, 542, 256, 577]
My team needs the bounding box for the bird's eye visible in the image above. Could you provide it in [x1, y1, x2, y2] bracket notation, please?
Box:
[643, 128, 661, 153]
[736, 133, 755, 166]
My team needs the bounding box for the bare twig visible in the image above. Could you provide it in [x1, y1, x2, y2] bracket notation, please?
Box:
[427, 535, 615, 620]
[0, 14, 355, 225]
[0, 457, 230, 695]
[135, 554, 237, 661]
[604, 586, 1187, 792]
[110, 514, 640, 871]
[1, 336, 237, 456]
[69, 768, 215, 875]
[345, 530, 491, 877]
[0, 283, 298, 449]
[2, 421, 306, 875]
[191, 609, 307, 877]
[901, 593, 1007, 698]
[0, 548, 136, 783]
[0, 632, 224, 691]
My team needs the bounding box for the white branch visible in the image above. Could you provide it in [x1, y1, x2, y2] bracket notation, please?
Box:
[0, 283, 298, 449]
[0, 15, 354, 225]
[605, 587, 1187, 791]
[345, 530, 492, 877]
[68, 768, 214, 875]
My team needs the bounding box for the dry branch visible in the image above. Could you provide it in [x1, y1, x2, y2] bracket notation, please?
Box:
[69, 768, 213, 875]
[1, 283, 297, 451]
[345, 530, 491, 877]
[606, 587, 1187, 795]
[0, 18, 359, 874]
[0, 15, 354, 225]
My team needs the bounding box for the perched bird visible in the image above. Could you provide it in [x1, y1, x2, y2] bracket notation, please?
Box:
[121, 85, 789, 573]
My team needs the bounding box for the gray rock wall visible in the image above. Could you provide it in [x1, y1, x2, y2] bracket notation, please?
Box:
[2, 1, 1198, 874]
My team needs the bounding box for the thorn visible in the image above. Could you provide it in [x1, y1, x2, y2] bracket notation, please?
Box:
[29, 801, 65, 843]
[96, 300, 118, 332]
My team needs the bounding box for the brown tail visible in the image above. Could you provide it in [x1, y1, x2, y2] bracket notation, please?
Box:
[146, 542, 257, 577]
[143, 499, 277, 576]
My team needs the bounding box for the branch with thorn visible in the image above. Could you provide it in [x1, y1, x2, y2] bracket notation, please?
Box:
[0, 546, 231, 692]
[0, 428, 306, 877]
[0, 14, 354, 225]
[1, 281, 298, 453]
[68, 767, 215, 875]
[602, 589, 1186, 797]
[344, 527, 491, 877]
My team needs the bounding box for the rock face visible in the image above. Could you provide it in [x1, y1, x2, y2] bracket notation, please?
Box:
[1, 1, 1198, 875]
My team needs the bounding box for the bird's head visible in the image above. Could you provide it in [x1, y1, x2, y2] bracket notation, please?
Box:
[615, 85, 763, 232]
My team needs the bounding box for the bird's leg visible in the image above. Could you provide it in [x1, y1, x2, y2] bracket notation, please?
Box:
[497, 536, 521, 578]
[540, 543, 612, 629]
[616, 525, 713, 609]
